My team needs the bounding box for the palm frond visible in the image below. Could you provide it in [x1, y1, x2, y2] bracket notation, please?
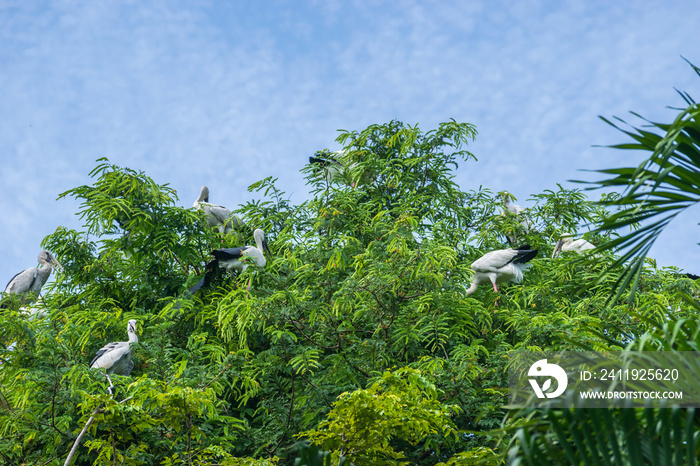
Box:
[579, 62, 700, 303]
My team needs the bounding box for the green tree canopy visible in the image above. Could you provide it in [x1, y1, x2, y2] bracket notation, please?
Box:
[0, 113, 697, 465]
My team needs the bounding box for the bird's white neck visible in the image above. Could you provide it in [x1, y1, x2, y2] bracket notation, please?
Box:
[37, 264, 53, 280]
[194, 188, 209, 207]
[128, 330, 138, 344]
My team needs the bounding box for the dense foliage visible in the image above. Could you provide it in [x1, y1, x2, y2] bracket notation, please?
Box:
[0, 98, 698, 465]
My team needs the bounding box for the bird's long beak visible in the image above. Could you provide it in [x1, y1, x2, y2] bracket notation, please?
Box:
[263, 239, 272, 256]
[552, 239, 563, 259]
[51, 257, 64, 273]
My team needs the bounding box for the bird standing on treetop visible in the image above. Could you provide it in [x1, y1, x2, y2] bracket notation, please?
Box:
[466, 245, 538, 295]
[90, 319, 139, 376]
[552, 235, 596, 258]
[2, 251, 63, 308]
[210, 229, 271, 290]
[193, 185, 241, 234]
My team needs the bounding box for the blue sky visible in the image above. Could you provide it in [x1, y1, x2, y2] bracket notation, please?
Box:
[1, 0, 699, 287]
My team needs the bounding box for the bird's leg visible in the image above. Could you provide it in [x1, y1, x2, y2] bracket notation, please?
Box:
[104, 371, 114, 397]
[245, 276, 252, 291]
[492, 283, 498, 292]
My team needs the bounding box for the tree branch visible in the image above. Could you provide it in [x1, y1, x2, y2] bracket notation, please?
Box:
[62, 396, 133, 466]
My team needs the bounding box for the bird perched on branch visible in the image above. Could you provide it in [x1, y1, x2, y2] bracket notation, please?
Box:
[90, 319, 138, 376]
[2, 251, 63, 308]
[211, 229, 271, 274]
[210, 229, 271, 290]
[467, 245, 538, 295]
[193, 185, 241, 234]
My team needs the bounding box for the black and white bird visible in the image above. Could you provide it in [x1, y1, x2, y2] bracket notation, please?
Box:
[552, 235, 596, 258]
[90, 319, 138, 376]
[211, 229, 271, 274]
[193, 185, 241, 234]
[211, 229, 271, 289]
[2, 251, 63, 308]
[466, 245, 538, 295]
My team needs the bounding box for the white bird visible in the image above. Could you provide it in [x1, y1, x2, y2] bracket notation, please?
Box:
[211, 229, 271, 289]
[552, 235, 596, 258]
[466, 246, 538, 295]
[193, 185, 241, 234]
[502, 196, 533, 245]
[90, 319, 138, 376]
[2, 251, 63, 308]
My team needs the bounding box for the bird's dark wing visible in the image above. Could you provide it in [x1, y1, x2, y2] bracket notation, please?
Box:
[188, 259, 219, 294]
[211, 248, 245, 261]
[188, 277, 207, 295]
[512, 248, 538, 264]
[309, 156, 330, 167]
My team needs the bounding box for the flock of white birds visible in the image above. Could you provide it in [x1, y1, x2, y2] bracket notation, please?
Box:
[1, 165, 597, 375]
[0, 184, 273, 375]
